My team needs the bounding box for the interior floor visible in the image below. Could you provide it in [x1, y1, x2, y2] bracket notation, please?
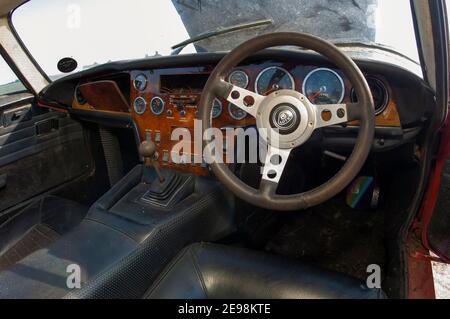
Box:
[228, 142, 421, 298]
[266, 195, 385, 281]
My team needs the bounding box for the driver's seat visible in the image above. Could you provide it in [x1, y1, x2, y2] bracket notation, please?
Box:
[145, 243, 385, 299]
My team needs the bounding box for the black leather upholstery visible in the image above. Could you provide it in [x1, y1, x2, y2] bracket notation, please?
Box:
[146, 243, 385, 299]
[0, 167, 235, 299]
[0, 219, 137, 299]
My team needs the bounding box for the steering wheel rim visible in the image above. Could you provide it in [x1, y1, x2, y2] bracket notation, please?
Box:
[199, 32, 375, 211]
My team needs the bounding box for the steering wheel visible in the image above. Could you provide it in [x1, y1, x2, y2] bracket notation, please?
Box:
[199, 32, 375, 211]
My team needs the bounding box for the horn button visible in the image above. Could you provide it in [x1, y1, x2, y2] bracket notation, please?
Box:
[270, 104, 301, 135]
[256, 90, 315, 149]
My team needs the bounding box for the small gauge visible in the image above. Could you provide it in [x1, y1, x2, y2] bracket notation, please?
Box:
[229, 70, 249, 89]
[351, 77, 389, 115]
[212, 98, 223, 119]
[255, 66, 295, 95]
[150, 96, 165, 115]
[133, 97, 147, 115]
[133, 73, 148, 91]
[303, 68, 345, 105]
[228, 103, 247, 120]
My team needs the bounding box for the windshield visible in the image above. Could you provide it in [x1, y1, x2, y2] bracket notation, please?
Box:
[12, 0, 419, 80]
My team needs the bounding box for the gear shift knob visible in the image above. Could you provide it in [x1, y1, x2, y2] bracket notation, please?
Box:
[139, 139, 157, 159]
[140, 131, 165, 184]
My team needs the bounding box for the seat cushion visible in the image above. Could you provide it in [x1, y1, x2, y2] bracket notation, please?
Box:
[0, 196, 88, 272]
[146, 243, 385, 299]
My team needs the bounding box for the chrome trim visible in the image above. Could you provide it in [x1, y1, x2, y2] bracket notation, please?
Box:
[150, 96, 165, 115]
[254, 66, 295, 95]
[228, 70, 249, 89]
[133, 73, 148, 91]
[350, 77, 389, 115]
[228, 102, 247, 120]
[212, 98, 223, 119]
[133, 97, 147, 115]
[302, 67, 345, 104]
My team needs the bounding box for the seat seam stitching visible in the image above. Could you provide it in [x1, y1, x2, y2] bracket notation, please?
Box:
[190, 248, 208, 298]
[143, 247, 191, 298]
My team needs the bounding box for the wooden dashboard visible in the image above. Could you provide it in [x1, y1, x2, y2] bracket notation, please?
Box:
[72, 61, 402, 175]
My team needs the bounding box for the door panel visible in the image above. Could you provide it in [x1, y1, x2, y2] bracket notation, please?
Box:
[0, 96, 92, 213]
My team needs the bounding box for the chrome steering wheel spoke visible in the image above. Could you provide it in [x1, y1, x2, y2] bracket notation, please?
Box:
[314, 102, 350, 128]
[219, 80, 265, 118]
[261, 145, 292, 185]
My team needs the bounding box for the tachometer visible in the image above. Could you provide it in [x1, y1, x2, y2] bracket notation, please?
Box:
[229, 70, 249, 89]
[303, 68, 345, 105]
[255, 66, 295, 95]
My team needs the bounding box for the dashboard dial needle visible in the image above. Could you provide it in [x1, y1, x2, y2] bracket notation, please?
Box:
[309, 91, 321, 101]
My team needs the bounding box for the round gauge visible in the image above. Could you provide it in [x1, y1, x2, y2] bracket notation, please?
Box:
[133, 97, 147, 115]
[212, 98, 223, 119]
[133, 73, 148, 91]
[150, 96, 165, 115]
[255, 66, 295, 95]
[303, 68, 345, 105]
[229, 70, 249, 89]
[351, 77, 389, 115]
[228, 103, 247, 120]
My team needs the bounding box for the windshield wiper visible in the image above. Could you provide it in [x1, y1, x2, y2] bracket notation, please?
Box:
[171, 19, 273, 55]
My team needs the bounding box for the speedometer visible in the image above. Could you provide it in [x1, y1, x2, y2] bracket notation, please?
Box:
[255, 66, 295, 95]
[303, 68, 345, 105]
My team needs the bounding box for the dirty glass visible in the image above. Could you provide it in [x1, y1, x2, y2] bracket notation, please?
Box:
[12, 0, 419, 80]
[0, 54, 27, 96]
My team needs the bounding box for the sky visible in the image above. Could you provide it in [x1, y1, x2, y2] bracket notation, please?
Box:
[0, 0, 448, 86]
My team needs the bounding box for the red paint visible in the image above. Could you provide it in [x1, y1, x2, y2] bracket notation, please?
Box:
[419, 108, 450, 264]
[37, 100, 68, 113]
[407, 249, 436, 298]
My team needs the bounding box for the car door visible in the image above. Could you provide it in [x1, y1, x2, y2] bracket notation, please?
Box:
[422, 109, 450, 263]
[417, 0, 450, 264]
[0, 54, 92, 216]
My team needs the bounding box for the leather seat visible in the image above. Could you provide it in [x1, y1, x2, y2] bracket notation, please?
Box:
[0, 169, 234, 299]
[145, 243, 385, 299]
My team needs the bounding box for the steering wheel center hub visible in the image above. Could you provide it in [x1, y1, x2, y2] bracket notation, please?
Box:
[256, 90, 315, 149]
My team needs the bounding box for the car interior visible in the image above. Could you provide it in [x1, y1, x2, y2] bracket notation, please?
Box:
[0, 0, 448, 299]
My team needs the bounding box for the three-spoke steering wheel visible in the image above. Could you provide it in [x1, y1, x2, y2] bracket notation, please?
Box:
[199, 32, 375, 211]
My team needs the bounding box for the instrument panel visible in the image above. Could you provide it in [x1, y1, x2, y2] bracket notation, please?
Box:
[72, 61, 402, 175]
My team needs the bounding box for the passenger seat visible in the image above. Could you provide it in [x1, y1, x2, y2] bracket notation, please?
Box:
[0, 196, 87, 272]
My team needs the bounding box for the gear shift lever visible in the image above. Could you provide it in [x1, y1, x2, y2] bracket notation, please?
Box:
[139, 131, 165, 184]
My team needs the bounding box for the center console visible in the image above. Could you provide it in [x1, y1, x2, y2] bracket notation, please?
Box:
[86, 164, 235, 242]
[60, 162, 236, 298]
